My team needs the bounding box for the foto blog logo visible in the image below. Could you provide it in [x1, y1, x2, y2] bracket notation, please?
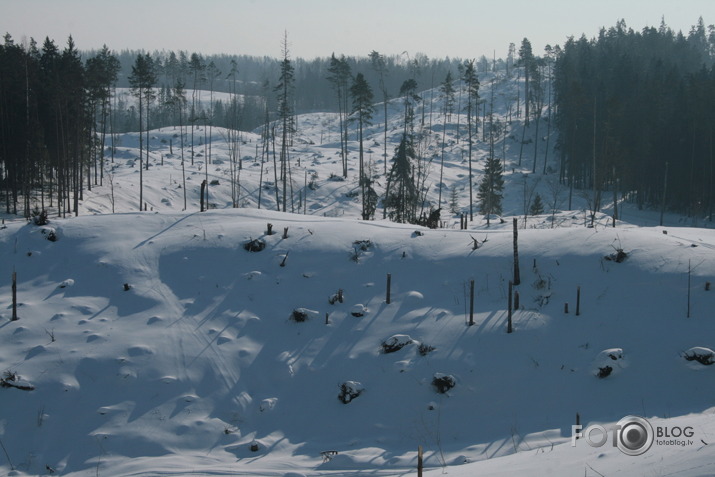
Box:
[572, 415, 654, 456]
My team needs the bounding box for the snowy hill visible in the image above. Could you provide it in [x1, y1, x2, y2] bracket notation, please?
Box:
[2, 72, 715, 476]
[49, 71, 565, 225]
[2, 210, 715, 476]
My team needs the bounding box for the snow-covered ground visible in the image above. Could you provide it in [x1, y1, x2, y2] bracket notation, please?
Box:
[2, 72, 715, 476]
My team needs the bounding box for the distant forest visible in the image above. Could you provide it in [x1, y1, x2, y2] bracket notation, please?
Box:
[100, 50, 496, 132]
[1, 17, 714, 220]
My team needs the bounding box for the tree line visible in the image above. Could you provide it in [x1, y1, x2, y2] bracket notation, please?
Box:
[0, 35, 120, 217]
[554, 17, 715, 220]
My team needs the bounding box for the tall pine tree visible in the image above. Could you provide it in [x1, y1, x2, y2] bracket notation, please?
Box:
[350, 72, 376, 220]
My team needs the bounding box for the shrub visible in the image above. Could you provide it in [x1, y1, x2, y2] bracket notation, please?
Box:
[432, 373, 456, 393]
[32, 208, 49, 226]
[381, 334, 413, 354]
[243, 238, 266, 252]
[338, 381, 364, 404]
[683, 347, 715, 365]
[418, 343, 436, 356]
[291, 308, 309, 322]
[596, 366, 613, 378]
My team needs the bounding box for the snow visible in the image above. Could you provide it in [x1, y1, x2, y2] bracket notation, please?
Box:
[1, 72, 715, 476]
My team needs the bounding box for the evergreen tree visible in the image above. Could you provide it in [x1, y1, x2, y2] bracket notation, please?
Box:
[85, 45, 120, 188]
[274, 32, 295, 212]
[128, 53, 156, 211]
[326, 54, 351, 177]
[477, 154, 504, 225]
[349, 72, 376, 219]
[449, 186, 461, 215]
[462, 59, 480, 221]
[369, 50, 390, 174]
[518, 38, 535, 126]
[530, 193, 545, 215]
[440, 71, 456, 121]
[188, 53, 204, 165]
[398, 78, 420, 136]
[384, 134, 418, 223]
[438, 71, 456, 210]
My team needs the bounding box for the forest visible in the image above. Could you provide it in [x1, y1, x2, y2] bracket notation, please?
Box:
[555, 18, 715, 219]
[1, 17, 714, 221]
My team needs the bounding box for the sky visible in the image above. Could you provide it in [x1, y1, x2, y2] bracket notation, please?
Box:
[2, 0, 713, 60]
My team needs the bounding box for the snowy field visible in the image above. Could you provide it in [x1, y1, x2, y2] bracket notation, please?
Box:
[2, 72, 715, 476]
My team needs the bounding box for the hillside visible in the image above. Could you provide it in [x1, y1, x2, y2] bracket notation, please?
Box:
[1, 73, 715, 477]
[2, 209, 715, 476]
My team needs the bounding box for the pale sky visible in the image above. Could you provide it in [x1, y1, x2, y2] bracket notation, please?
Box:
[2, 0, 713, 59]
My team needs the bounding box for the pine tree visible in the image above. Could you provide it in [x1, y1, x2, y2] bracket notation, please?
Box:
[462, 59, 480, 221]
[530, 193, 545, 215]
[477, 154, 504, 225]
[369, 50, 389, 174]
[449, 186, 460, 215]
[274, 32, 295, 212]
[399, 78, 420, 136]
[128, 53, 156, 211]
[350, 72, 375, 220]
[518, 38, 534, 126]
[384, 134, 418, 223]
[327, 54, 351, 177]
[438, 71, 455, 210]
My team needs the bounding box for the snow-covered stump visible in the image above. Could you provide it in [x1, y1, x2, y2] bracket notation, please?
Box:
[350, 304, 368, 317]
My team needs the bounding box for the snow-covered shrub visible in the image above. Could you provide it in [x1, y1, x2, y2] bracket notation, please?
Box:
[351, 240, 373, 262]
[41, 227, 58, 242]
[683, 347, 715, 366]
[1, 370, 34, 391]
[592, 348, 624, 378]
[604, 249, 627, 263]
[418, 343, 436, 356]
[290, 308, 318, 323]
[432, 373, 456, 394]
[32, 208, 49, 226]
[596, 366, 613, 378]
[381, 334, 413, 354]
[353, 240, 372, 251]
[338, 381, 364, 404]
[243, 238, 266, 252]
